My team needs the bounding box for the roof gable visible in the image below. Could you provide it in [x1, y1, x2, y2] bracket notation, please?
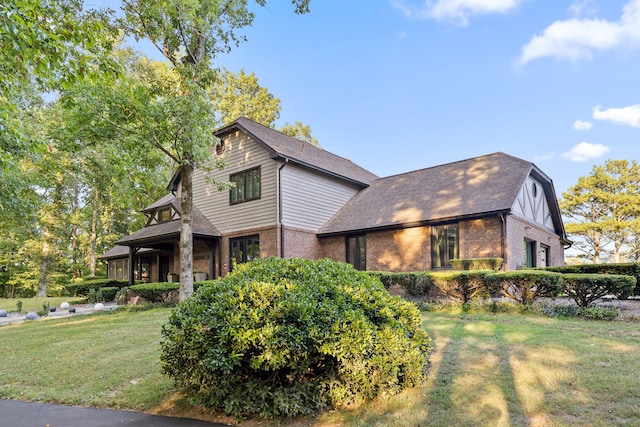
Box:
[117, 195, 220, 247]
[320, 152, 543, 235]
[214, 117, 378, 186]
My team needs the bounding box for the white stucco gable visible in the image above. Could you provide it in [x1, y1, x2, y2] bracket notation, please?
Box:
[511, 175, 555, 230]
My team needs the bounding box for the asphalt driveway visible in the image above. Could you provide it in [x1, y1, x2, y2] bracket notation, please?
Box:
[0, 399, 232, 426]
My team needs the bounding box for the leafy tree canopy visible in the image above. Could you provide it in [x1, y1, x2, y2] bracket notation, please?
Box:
[561, 159, 640, 263]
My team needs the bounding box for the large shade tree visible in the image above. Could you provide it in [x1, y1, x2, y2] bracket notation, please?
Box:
[1, 0, 117, 213]
[560, 159, 640, 263]
[116, 0, 311, 300]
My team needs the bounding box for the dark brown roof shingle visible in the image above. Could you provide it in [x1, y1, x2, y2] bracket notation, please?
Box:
[319, 152, 534, 235]
[215, 117, 378, 186]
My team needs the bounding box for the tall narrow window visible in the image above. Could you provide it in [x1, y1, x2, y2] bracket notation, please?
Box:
[433, 224, 458, 268]
[230, 235, 260, 270]
[346, 235, 366, 271]
[524, 240, 537, 267]
[230, 167, 261, 204]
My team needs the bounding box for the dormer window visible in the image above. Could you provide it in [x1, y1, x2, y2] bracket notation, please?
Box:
[158, 207, 172, 223]
[216, 139, 226, 155]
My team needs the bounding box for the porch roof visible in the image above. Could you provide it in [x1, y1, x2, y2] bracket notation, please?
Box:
[99, 246, 156, 260]
[116, 198, 220, 248]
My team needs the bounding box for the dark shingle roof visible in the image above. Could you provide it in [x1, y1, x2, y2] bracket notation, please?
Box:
[99, 246, 155, 260]
[319, 152, 535, 235]
[116, 195, 220, 247]
[214, 117, 378, 186]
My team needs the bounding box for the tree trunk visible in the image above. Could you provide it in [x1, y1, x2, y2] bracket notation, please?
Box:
[591, 232, 601, 263]
[37, 236, 50, 297]
[89, 190, 99, 277]
[179, 162, 194, 301]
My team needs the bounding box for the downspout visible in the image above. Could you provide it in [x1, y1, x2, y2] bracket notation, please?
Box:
[278, 158, 289, 258]
[500, 213, 507, 271]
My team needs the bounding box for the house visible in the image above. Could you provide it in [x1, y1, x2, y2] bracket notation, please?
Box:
[100, 117, 570, 284]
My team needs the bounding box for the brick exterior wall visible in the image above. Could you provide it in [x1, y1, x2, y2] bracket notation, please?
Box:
[319, 215, 565, 272]
[219, 225, 279, 276]
[320, 236, 346, 263]
[366, 228, 432, 271]
[117, 215, 566, 280]
[283, 227, 321, 260]
[169, 240, 215, 280]
[459, 217, 503, 259]
[505, 214, 565, 270]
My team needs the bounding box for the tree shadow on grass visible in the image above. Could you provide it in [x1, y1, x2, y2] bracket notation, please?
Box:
[422, 315, 531, 427]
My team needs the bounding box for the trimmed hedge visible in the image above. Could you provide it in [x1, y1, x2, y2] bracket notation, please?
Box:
[129, 281, 211, 302]
[65, 279, 128, 297]
[430, 270, 491, 304]
[561, 273, 636, 308]
[485, 270, 563, 304]
[538, 263, 640, 297]
[99, 286, 119, 302]
[160, 258, 431, 418]
[449, 258, 503, 271]
[371, 271, 432, 297]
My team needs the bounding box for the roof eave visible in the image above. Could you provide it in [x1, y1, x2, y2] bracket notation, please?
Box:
[273, 154, 371, 188]
[318, 209, 511, 238]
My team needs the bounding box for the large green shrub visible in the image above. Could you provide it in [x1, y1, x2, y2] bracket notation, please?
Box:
[449, 258, 503, 271]
[485, 270, 563, 304]
[160, 258, 431, 418]
[430, 270, 491, 304]
[561, 273, 636, 308]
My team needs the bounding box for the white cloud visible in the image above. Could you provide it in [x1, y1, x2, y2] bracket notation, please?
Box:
[517, 0, 640, 65]
[573, 119, 593, 130]
[568, 0, 598, 18]
[390, 0, 527, 26]
[592, 104, 640, 127]
[562, 142, 610, 162]
[535, 152, 555, 161]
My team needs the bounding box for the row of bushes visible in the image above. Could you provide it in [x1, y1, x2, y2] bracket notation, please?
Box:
[128, 281, 211, 302]
[535, 262, 640, 296]
[375, 269, 637, 308]
[64, 278, 129, 297]
[421, 298, 622, 321]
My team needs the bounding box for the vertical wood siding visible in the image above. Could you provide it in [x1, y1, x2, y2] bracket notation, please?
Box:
[192, 131, 278, 233]
[280, 164, 360, 231]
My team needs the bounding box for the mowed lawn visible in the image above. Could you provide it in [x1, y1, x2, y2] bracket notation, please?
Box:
[0, 307, 175, 410]
[1, 304, 640, 426]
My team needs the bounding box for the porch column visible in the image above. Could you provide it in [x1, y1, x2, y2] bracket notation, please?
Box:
[128, 247, 135, 286]
[205, 240, 216, 280]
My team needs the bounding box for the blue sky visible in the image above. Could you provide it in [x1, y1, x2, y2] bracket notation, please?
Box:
[99, 0, 640, 197]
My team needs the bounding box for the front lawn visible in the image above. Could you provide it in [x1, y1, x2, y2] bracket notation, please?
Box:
[0, 307, 175, 410]
[328, 310, 640, 427]
[1, 302, 640, 426]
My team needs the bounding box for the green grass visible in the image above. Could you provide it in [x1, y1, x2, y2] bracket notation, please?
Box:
[318, 310, 640, 427]
[0, 297, 88, 313]
[0, 307, 175, 410]
[2, 301, 640, 426]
